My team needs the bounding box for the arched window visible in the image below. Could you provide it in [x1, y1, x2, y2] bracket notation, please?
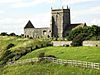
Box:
[43, 30, 47, 35]
[25, 35, 26, 38]
[27, 35, 29, 37]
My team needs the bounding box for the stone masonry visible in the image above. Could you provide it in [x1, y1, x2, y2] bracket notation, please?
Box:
[24, 6, 85, 38]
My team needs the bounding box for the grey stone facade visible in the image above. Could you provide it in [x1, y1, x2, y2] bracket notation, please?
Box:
[83, 41, 100, 46]
[51, 7, 71, 38]
[24, 28, 51, 38]
[24, 6, 84, 38]
[52, 41, 72, 46]
[24, 20, 51, 38]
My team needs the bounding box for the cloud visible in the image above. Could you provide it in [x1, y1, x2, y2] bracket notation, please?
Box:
[0, 10, 5, 14]
[71, 5, 100, 20]
[61, 0, 96, 5]
[90, 19, 100, 25]
[87, 6, 100, 14]
[0, 0, 54, 8]
[11, 0, 53, 8]
[25, 12, 51, 28]
[0, 0, 21, 4]
[0, 11, 51, 34]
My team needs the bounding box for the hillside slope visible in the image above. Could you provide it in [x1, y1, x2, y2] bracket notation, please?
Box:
[0, 36, 100, 75]
[20, 46, 100, 63]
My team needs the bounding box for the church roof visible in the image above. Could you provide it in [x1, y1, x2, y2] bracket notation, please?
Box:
[24, 20, 35, 29]
[64, 23, 84, 31]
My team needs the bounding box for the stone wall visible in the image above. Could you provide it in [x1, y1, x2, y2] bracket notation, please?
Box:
[83, 41, 100, 46]
[24, 28, 51, 38]
[52, 41, 72, 46]
[52, 41, 100, 46]
[24, 28, 34, 38]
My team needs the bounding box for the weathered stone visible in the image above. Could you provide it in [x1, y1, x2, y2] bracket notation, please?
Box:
[24, 7, 84, 39]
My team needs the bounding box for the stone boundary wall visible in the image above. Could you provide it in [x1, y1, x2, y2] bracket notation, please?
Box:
[52, 41, 100, 46]
[52, 41, 72, 46]
[83, 41, 100, 46]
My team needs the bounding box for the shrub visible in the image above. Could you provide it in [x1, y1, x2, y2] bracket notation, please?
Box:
[9, 33, 16, 36]
[38, 52, 45, 62]
[71, 33, 86, 46]
[38, 52, 45, 58]
[14, 53, 22, 60]
[0, 50, 15, 65]
[0, 32, 8, 36]
[6, 43, 15, 49]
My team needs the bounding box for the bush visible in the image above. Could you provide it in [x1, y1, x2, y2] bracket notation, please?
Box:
[6, 43, 15, 49]
[14, 53, 22, 60]
[9, 33, 16, 36]
[0, 50, 15, 65]
[38, 52, 45, 62]
[0, 32, 8, 36]
[71, 33, 86, 46]
[38, 52, 45, 58]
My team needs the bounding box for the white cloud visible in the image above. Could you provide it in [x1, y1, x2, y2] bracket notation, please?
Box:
[87, 6, 100, 14]
[0, 0, 21, 4]
[25, 12, 51, 28]
[0, 11, 51, 34]
[71, 5, 100, 20]
[0, 0, 54, 8]
[89, 19, 100, 25]
[0, 10, 5, 14]
[12, 0, 45, 8]
[11, 0, 54, 8]
[61, 0, 96, 5]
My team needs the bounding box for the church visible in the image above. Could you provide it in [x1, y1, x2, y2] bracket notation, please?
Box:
[24, 6, 85, 38]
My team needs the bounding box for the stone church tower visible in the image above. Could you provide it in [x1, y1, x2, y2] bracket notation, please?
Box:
[24, 6, 84, 39]
[50, 6, 71, 38]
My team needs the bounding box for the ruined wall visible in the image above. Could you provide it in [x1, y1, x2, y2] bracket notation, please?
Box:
[24, 28, 51, 38]
[83, 41, 100, 46]
[33, 28, 51, 38]
[52, 41, 100, 46]
[52, 41, 72, 46]
[24, 28, 34, 38]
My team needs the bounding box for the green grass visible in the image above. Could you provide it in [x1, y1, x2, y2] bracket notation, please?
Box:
[0, 36, 30, 58]
[0, 36, 100, 75]
[20, 46, 100, 63]
[0, 36, 51, 57]
[0, 63, 100, 75]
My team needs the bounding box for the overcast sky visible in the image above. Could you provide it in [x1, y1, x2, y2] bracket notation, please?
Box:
[0, 0, 100, 34]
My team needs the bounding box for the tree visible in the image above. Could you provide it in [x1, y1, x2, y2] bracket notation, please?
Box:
[67, 27, 83, 41]
[6, 43, 15, 50]
[71, 33, 87, 46]
[0, 32, 8, 36]
[9, 33, 16, 36]
[67, 25, 100, 41]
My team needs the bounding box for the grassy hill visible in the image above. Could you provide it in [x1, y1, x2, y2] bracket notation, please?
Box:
[0, 63, 100, 75]
[0, 36, 51, 65]
[0, 36, 29, 58]
[0, 36, 100, 75]
[20, 46, 100, 63]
